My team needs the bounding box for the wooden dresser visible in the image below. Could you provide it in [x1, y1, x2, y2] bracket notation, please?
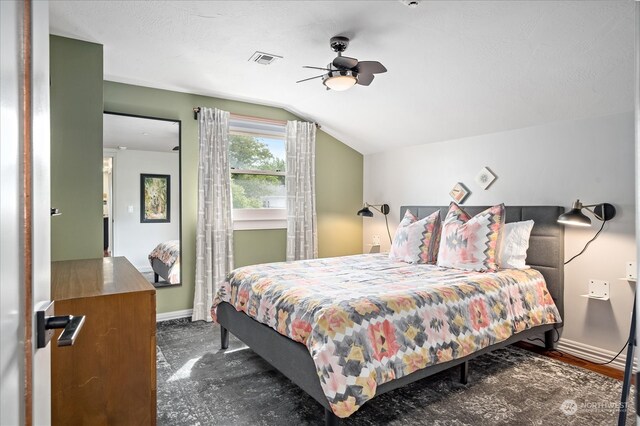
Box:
[51, 257, 156, 425]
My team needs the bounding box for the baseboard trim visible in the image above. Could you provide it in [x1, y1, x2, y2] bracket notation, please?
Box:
[556, 338, 635, 372]
[156, 309, 193, 322]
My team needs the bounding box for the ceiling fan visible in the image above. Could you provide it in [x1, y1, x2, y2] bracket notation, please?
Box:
[296, 36, 387, 91]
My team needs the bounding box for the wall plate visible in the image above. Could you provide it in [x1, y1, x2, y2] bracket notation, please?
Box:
[626, 261, 637, 280]
[582, 279, 609, 300]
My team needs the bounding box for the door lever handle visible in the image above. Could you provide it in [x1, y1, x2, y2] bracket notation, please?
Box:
[36, 301, 86, 348]
[47, 315, 86, 347]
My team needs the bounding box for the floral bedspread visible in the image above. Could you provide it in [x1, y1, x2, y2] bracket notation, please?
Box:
[211, 254, 561, 418]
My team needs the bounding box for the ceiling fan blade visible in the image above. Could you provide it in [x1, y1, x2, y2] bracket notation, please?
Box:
[357, 73, 375, 86]
[303, 65, 332, 71]
[296, 75, 325, 84]
[355, 61, 387, 74]
[333, 56, 358, 69]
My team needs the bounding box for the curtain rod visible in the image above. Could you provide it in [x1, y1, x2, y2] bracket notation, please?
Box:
[192, 107, 320, 128]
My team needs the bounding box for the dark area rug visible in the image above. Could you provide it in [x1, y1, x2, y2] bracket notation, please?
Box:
[156, 318, 634, 425]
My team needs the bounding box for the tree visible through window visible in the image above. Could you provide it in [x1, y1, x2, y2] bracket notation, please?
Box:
[229, 134, 286, 209]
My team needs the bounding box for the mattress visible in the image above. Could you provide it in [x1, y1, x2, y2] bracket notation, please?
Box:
[211, 254, 561, 418]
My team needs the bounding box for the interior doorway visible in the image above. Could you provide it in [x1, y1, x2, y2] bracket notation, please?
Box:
[103, 154, 114, 257]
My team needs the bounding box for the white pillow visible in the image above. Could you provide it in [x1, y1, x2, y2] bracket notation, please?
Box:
[499, 220, 534, 269]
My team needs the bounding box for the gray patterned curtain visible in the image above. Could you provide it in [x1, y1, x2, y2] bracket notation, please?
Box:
[192, 107, 233, 322]
[285, 121, 317, 261]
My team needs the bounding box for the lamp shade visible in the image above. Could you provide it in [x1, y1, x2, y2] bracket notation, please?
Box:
[323, 71, 357, 91]
[557, 208, 592, 227]
[357, 206, 374, 217]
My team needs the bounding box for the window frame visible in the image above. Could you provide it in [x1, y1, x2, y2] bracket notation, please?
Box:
[228, 116, 287, 230]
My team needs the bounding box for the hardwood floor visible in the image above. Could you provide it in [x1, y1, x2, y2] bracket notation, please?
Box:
[516, 341, 626, 381]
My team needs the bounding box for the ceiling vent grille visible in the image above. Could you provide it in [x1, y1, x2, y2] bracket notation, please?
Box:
[399, 0, 420, 8]
[248, 51, 282, 65]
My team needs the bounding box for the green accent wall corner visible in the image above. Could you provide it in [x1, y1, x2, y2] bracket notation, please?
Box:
[50, 36, 104, 261]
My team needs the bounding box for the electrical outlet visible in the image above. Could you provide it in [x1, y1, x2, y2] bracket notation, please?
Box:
[372, 235, 381, 246]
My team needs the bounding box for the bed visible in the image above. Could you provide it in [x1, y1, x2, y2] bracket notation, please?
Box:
[213, 206, 564, 425]
[148, 240, 181, 285]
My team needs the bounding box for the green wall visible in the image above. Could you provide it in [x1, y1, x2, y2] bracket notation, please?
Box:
[234, 230, 287, 267]
[50, 36, 104, 261]
[103, 81, 363, 313]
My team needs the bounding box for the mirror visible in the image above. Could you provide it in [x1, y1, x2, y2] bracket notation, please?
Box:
[103, 112, 181, 288]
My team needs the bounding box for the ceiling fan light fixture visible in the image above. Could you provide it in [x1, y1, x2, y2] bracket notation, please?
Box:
[323, 70, 358, 91]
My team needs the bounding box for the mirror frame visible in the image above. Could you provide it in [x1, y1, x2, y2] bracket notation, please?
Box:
[103, 111, 182, 288]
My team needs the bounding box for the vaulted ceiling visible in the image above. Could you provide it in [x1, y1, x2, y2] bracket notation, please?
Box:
[50, 1, 635, 155]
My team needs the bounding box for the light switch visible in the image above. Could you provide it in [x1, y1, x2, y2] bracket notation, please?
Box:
[128, 205, 134, 213]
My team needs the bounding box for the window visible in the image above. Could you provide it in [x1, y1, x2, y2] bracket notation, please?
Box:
[229, 116, 287, 230]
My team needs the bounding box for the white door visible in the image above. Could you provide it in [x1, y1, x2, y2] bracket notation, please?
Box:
[0, 1, 52, 425]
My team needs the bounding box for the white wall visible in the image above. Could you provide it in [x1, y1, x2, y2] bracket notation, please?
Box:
[364, 111, 636, 360]
[113, 149, 180, 270]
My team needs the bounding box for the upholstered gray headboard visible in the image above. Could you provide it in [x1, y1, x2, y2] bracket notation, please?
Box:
[400, 205, 564, 325]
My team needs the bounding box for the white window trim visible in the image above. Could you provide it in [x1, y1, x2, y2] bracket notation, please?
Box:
[232, 208, 286, 230]
[231, 169, 285, 176]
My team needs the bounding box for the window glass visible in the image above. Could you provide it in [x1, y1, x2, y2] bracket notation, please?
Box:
[229, 135, 285, 172]
[231, 173, 285, 209]
[228, 122, 286, 212]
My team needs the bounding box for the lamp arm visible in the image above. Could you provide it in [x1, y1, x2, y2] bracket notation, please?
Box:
[581, 203, 615, 222]
[365, 203, 390, 215]
[368, 204, 384, 214]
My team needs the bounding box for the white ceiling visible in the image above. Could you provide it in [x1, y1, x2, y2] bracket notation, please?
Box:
[51, 1, 635, 155]
[103, 113, 180, 152]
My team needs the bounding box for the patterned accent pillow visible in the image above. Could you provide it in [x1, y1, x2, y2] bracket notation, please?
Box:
[389, 210, 441, 264]
[437, 203, 505, 272]
[398, 209, 418, 228]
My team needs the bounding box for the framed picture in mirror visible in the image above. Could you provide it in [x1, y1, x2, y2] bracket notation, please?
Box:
[141, 173, 171, 223]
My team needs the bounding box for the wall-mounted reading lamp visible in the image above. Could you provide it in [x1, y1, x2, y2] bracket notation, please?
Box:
[357, 203, 392, 244]
[558, 199, 616, 264]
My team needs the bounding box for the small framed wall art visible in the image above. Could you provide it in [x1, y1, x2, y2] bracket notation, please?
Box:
[475, 166, 497, 190]
[141, 173, 171, 223]
[449, 182, 470, 204]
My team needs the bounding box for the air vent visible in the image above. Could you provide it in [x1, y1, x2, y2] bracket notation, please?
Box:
[399, 0, 420, 8]
[248, 51, 282, 65]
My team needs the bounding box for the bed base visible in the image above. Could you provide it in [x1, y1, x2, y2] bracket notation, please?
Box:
[221, 325, 229, 349]
[459, 360, 469, 385]
[217, 301, 557, 425]
[150, 257, 171, 283]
